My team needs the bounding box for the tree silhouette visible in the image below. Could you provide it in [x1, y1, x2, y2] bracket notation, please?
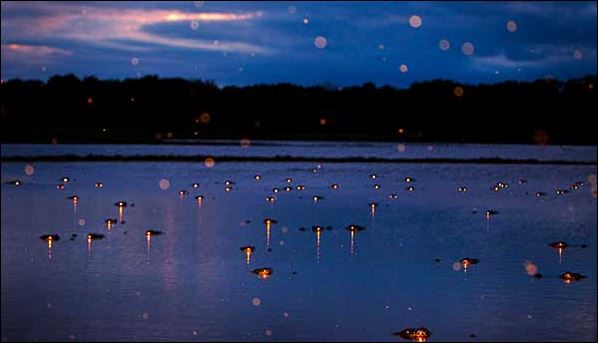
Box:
[1, 74, 595, 144]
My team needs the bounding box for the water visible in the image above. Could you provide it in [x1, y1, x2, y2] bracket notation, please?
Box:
[2, 142, 597, 342]
[1, 141, 596, 162]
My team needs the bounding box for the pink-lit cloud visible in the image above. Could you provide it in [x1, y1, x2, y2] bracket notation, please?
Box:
[1, 2, 266, 55]
[1, 43, 72, 57]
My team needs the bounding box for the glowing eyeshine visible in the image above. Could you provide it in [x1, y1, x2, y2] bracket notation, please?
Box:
[251, 268, 273, 280]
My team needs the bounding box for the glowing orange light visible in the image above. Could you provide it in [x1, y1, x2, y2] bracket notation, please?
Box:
[245, 249, 252, 264]
[204, 157, 215, 168]
[252, 268, 273, 279]
[199, 112, 211, 124]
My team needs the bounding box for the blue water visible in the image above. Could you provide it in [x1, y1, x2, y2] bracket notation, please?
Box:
[2, 143, 597, 341]
[1, 141, 596, 162]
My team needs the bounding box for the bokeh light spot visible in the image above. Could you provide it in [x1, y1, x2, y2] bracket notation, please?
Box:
[159, 179, 170, 190]
[409, 15, 422, 28]
[462, 42, 475, 56]
[200, 112, 211, 124]
[24, 164, 35, 176]
[523, 260, 538, 276]
[240, 138, 251, 148]
[204, 157, 215, 168]
[506, 20, 518, 33]
[314, 36, 328, 49]
[438, 39, 451, 51]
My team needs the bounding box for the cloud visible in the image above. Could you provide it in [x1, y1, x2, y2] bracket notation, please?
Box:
[472, 45, 597, 70]
[1, 2, 267, 55]
[472, 53, 545, 69]
[1, 43, 72, 57]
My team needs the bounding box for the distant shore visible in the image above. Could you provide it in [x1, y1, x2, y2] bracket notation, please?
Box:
[1, 74, 596, 146]
[2, 155, 595, 166]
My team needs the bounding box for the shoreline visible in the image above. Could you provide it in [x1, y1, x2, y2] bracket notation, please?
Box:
[2, 155, 596, 165]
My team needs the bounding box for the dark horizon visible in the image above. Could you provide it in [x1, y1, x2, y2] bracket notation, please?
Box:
[1, 73, 596, 146]
[4, 71, 598, 90]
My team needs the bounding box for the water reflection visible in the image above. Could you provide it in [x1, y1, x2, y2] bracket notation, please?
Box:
[105, 218, 116, 230]
[114, 201, 127, 223]
[264, 219, 277, 250]
[312, 226, 324, 263]
[350, 230, 355, 255]
[47, 237, 53, 260]
[87, 235, 92, 260]
[369, 202, 377, 223]
[549, 241, 567, 263]
[146, 231, 151, 263]
[346, 225, 365, 256]
[240, 246, 255, 265]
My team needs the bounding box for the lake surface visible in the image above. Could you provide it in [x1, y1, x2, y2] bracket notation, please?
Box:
[1, 142, 597, 342]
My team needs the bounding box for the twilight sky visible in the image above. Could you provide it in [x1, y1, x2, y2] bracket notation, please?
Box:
[1, 1, 596, 87]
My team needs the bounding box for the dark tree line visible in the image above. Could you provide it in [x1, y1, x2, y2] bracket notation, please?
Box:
[0, 74, 595, 144]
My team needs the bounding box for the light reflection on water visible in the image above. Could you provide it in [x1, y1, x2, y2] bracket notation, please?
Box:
[1, 152, 597, 341]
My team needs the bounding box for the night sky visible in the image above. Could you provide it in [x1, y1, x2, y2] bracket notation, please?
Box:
[1, 1, 596, 87]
